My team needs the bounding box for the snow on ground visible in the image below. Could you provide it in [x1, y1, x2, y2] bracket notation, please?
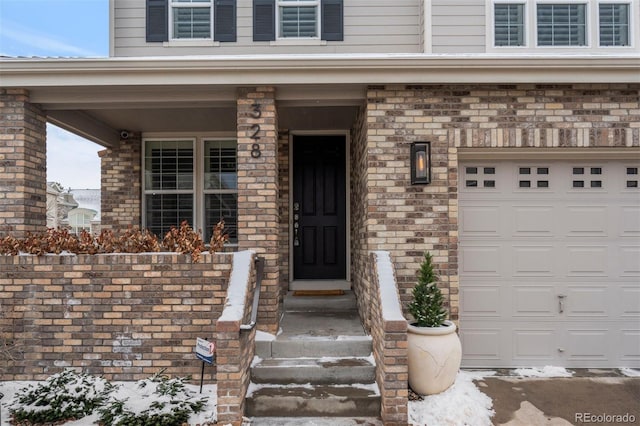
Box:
[512, 366, 573, 378]
[0, 381, 218, 426]
[408, 370, 496, 426]
[620, 368, 640, 377]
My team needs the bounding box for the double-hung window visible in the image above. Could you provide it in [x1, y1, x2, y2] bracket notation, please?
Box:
[171, 0, 212, 39]
[143, 138, 238, 244]
[537, 3, 587, 46]
[278, 0, 319, 38]
[494, 3, 526, 46]
[599, 3, 630, 46]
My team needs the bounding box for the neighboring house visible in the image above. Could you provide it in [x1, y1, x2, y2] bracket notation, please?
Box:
[46, 182, 78, 229]
[65, 188, 101, 234]
[1, 0, 639, 375]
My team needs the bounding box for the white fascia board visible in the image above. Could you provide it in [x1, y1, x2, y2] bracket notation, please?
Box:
[1, 54, 639, 86]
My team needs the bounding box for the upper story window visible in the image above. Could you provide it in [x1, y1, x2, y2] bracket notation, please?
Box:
[253, 0, 343, 42]
[171, 0, 212, 39]
[146, 0, 236, 43]
[599, 3, 630, 46]
[495, 3, 526, 46]
[490, 1, 635, 49]
[537, 3, 587, 46]
[278, 0, 319, 38]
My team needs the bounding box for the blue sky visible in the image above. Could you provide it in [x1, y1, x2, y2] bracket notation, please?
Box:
[0, 0, 109, 189]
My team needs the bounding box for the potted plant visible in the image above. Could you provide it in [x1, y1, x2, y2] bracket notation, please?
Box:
[407, 252, 462, 395]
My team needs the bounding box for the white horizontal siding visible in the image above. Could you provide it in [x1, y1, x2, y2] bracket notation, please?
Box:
[112, 0, 422, 57]
[431, 0, 487, 53]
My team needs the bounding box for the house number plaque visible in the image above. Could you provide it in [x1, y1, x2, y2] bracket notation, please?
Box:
[249, 103, 262, 158]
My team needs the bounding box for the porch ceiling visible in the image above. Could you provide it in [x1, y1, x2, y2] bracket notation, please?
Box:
[32, 84, 365, 147]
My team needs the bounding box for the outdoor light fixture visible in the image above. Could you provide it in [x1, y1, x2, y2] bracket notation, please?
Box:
[410, 141, 431, 185]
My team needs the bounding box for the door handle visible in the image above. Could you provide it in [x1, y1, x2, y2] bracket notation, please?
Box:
[557, 295, 566, 314]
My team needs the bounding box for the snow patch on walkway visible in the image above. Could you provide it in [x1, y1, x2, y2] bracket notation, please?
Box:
[513, 366, 573, 378]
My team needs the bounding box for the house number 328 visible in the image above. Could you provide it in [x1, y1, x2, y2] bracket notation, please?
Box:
[249, 103, 262, 158]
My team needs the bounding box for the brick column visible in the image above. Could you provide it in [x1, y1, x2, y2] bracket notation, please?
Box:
[0, 89, 47, 237]
[237, 87, 280, 333]
[100, 134, 142, 232]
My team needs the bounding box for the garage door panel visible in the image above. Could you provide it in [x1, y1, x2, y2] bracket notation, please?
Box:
[460, 328, 503, 364]
[460, 245, 502, 276]
[565, 206, 609, 236]
[513, 206, 554, 236]
[620, 287, 640, 317]
[460, 285, 502, 317]
[618, 329, 640, 364]
[619, 246, 640, 276]
[513, 246, 555, 277]
[512, 286, 556, 317]
[513, 329, 557, 361]
[460, 206, 502, 237]
[563, 328, 610, 363]
[565, 286, 609, 317]
[621, 206, 640, 236]
[566, 245, 608, 277]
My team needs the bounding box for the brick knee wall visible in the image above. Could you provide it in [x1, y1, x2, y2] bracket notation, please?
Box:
[0, 89, 47, 237]
[0, 252, 232, 381]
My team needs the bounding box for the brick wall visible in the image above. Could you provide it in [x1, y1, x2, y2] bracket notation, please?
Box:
[363, 83, 640, 319]
[0, 252, 232, 381]
[237, 87, 281, 334]
[100, 134, 142, 232]
[0, 89, 47, 238]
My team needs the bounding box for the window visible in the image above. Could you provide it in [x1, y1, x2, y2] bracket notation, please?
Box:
[253, 0, 343, 42]
[204, 140, 238, 243]
[278, 0, 319, 38]
[599, 3, 630, 46]
[495, 3, 526, 46]
[143, 139, 238, 243]
[537, 3, 587, 46]
[146, 0, 236, 42]
[144, 140, 195, 238]
[171, 0, 212, 39]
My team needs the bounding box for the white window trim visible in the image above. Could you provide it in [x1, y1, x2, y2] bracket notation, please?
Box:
[141, 134, 238, 245]
[276, 0, 321, 40]
[169, 0, 214, 41]
[596, 0, 634, 48]
[486, 0, 638, 53]
[142, 137, 197, 237]
[490, 0, 529, 48]
[534, 0, 591, 48]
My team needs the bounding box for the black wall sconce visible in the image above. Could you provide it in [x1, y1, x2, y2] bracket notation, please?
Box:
[410, 141, 431, 185]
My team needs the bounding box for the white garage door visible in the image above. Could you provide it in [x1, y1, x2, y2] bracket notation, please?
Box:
[459, 159, 640, 368]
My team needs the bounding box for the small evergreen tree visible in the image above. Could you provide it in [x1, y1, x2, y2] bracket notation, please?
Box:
[408, 252, 447, 327]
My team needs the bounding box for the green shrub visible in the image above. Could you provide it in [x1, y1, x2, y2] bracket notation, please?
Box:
[408, 252, 447, 327]
[98, 371, 207, 426]
[8, 369, 114, 424]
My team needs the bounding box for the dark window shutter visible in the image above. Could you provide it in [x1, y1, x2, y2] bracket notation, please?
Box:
[146, 0, 168, 42]
[253, 0, 275, 41]
[321, 0, 343, 41]
[215, 0, 236, 42]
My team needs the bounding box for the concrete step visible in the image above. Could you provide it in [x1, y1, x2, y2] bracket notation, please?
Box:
[246, 383, 381, 417]
[283, 290, 357, 312]
[251, 356, 376, 384]
[257, 336, 373, 359]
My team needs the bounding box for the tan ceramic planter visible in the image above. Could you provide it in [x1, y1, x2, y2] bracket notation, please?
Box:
[407, 320, 462, 395]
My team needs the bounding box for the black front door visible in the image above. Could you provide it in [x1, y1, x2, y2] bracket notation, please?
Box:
[292, 135, 347, 280]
